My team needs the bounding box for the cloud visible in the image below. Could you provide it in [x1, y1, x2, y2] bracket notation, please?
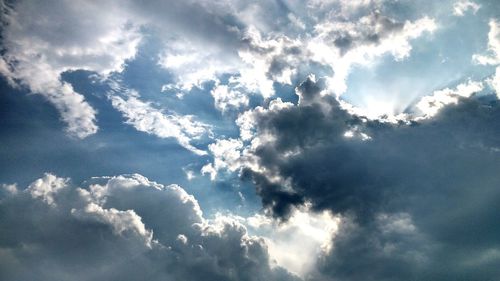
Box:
[27, 173, 68, 206]
[1, 0, 438, 129]
[473, 19, 500, 97]
[158, 38, 240, 92]
[0, 0, 142, 138]
[108, 82, 211, 155]
[142, 0, 438, 108]
[489, 67, 500, 98]
[158, 24, 304, 100]
[312, 212, 430, 281]
[2, 1, 500, 280]
[473, 19, 500, 66]
[239, 206, 340, 278]
[235, 27, 305, 98]
[0, 0, 244, 136]
[308, 14, 436, 95]
[211, 83, 249, 113]
[206, 75, 500, 280]
[228, 7, 437, 100]
[202, 138, 245, 180]
[414, 79, 484, 118]
[453, 0, 481, 16]
[472, 19, 500, 99]
[0, 173, 300, 281]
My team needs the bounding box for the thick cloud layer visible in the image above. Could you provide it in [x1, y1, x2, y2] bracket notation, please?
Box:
[1, 0, 500, 280]
[0, 173, 299, 281]
[230, 77, 500, 280]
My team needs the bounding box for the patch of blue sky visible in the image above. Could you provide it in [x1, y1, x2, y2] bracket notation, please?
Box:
[342, 3, 496, 116]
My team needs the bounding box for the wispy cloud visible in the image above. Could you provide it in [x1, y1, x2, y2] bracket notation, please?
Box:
[108, 81, 211, 155]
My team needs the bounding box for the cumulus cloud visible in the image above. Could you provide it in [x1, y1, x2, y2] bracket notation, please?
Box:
[204, 75, 500, 280]
[489, 67, 500, 98]
[235, 27, 306, 98]
[308, 14, 436, 95]
[473, 19, 500, 99]
[0, 0, 245, 136]
[0, 173, 300, 281]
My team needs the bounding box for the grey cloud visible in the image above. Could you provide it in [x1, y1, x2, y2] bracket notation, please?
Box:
[0, 173, 299, 281]
[319, 12, 405, 55]
[239, 77, 500, 280]
[129, 0, 246, 52]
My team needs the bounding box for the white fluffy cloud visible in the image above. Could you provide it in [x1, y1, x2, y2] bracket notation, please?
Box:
[473, 19, 500, 97]
[211, 84, 249, 112]
[202, 138, 245, 180]
[473, 19, 500, 66]
[151, 0, 438, 113]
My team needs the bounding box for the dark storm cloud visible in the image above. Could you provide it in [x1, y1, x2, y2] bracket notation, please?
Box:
[241, 77, 500, 280]
[0, 173, 299, 281]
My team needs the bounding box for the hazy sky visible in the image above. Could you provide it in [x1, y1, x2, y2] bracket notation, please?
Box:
[1, 0, 500, 280]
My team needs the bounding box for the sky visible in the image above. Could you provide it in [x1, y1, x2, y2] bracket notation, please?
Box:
[0, 0, 500, 280]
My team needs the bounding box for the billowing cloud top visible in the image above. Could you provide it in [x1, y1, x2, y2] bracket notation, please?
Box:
[0, 173, 299, 281]
[1, 0, 500, 280]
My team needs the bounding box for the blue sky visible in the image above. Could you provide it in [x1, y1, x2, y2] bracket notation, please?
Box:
[1, 0, 500, 280]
